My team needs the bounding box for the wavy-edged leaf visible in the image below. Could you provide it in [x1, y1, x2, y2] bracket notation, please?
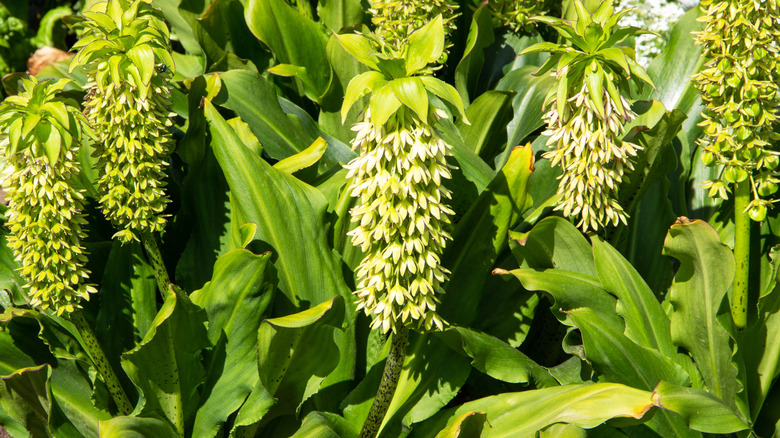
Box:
[435, 326, 557, 387]
[290, 411, 358, 438]
[412, 383, 655, 437]
[662, 220, 739, 411]
[214, 71, 317, 161]
[98, 416, 178, 438]
[455, 90, 514, 158]
[121, 290, 209, 436]
[455, 5, 495, 105]
[652, 381, 748, 434]
[204, 99, 356, 412]
[245, 0, 331, 98]
[509, 216, 596, 275]
[189, 250, 275, 438]
[499, 268, 621, 330]
[592, 238, 676, 357]
[568, 307, 693, 437]
[258, 297, 345, 422]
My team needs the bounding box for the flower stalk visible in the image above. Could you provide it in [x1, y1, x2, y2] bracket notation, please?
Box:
[359, 327, 409, 438]
[71, 311, 133, 414]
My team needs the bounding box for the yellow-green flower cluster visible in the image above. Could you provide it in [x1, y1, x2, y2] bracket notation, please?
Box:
[337, 17, 467, 333]
[692, 0, 780, 221]
[346, 107, 453, 333]
[488, 0, 547, 33]
[543, 79, 641, 231]
[369, 0, 458, 64]
[70, 0, 175, 242]
[0, 77, 96, 315]
[522, 1, 654, 232]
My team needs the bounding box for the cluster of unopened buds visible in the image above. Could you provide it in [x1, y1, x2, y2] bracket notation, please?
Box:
[693, 0, 780, 221]
[369, 0, 458, 64]
[487, 0, 547, 33]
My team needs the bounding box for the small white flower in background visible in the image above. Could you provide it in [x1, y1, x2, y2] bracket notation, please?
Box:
[615, 0, 687, 67]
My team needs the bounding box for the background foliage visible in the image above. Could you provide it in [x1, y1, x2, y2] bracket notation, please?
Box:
[0, 0, 778, 437]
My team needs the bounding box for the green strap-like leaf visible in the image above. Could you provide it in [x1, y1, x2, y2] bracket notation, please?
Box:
[662, 220, 740, 412]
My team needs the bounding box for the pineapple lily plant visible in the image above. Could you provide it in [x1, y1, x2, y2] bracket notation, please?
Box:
[0, 0, 778, 437]
[522, 0, 655, 233]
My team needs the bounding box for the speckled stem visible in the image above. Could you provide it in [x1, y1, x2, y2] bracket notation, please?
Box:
[732, 180, 750, 330]
[70, 311, 133, 415]
[141, 231, 173, 299]
[360, 327, 410, 438]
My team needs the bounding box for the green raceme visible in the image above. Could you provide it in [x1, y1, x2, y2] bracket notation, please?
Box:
[692, 0, 780, 221]
[522, 1, 655, 232]
[339, 16, 467, 333]
[0, 77, 96, 315]
[70, 0, 175, 242]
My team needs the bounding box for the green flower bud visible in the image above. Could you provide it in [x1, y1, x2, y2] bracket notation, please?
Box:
[70, 0, 175, 243]
[488, 0, 548, 33]
[748, 201, 768, 222]
[0, 77, 97, 315]
[370, 0, 459, 66]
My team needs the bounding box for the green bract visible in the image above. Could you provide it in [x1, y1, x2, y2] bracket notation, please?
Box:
[692, 0, 780, 221]
[522, 1, 655, 232]
[369, 0, 458, 66]
[337, 17, 467, 333]
[0, 77, 96, 315]
[70, 0, 175, 243]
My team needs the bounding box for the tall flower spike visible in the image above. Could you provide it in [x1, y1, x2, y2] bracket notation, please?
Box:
[336, 16, 468, 334]
[369, 0, 459, 65]
[692, 0, 780, 222]
[521, 1, 655, 232]
[0, 77, 97, 315]
[69, 0, 175, 243]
